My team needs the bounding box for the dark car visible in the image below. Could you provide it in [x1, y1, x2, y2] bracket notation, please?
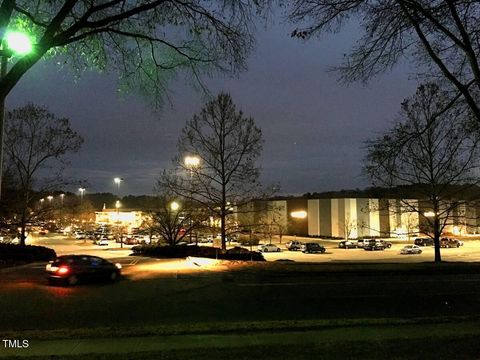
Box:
[301, 242, 326, 254]
[414, 237, 434, 246]
[338, 240, 357, 249]
[46, 255, 122, 286]
[440, 238, 461, 248]
[364, 242, 385, 251]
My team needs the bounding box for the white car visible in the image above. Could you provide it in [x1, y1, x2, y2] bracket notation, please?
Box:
[400, 245, 422, 254]
[97, 239, 109, 246]
[257, 244, 281, 252]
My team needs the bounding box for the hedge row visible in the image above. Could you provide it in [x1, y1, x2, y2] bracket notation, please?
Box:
[131, 244, 265, 261]
[0, 243, 56, 264]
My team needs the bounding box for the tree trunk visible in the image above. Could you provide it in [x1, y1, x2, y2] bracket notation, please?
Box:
[433, 216, 442, 263]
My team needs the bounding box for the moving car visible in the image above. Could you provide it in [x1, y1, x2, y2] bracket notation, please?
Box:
[46, 255, 122, 286]
[301, 242, 326, 254]
[286, 240, 303, 251]
[400, 245, 422, 254]
[257, 244, 281, 252]
[414, 237, 434, 246]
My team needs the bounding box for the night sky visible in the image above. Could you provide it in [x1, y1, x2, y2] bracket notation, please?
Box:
[8, 19, 417, 196]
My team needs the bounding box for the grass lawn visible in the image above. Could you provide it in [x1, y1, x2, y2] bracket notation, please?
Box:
[1, 318, 480, 359]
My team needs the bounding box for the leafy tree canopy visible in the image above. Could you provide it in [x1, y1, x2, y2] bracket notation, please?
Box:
[0, 0, 267, 106]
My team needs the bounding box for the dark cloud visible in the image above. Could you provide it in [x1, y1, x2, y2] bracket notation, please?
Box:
[8, 21, 417, 195]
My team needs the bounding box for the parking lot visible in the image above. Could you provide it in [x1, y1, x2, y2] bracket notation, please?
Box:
[23, 234, 480, 263]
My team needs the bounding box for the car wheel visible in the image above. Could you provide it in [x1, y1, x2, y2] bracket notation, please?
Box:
[110, 271, 118, 281]
[67, 275, 78, 286]
[277, 248, 281, 252]
[321, 249, 325, 254]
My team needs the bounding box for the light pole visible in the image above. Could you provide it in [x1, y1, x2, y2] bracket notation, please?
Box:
[115, 200, 122, 248]
[0, 31, 33, 199]
[78, 187, 85, 203]
[184, 155, 200, 244]
[114, 177, 123, 196]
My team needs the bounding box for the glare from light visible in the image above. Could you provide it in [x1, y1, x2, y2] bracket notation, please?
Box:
[115, 200, 121, 209]
[5, 31, 33, 55]
[170, 201, 180, 211]
[114, 177, 123, 184]
[187, 256, 219, 267]
[184, 155, 200, 168]
[424, 211, 435, 217]
[290, 210, 307, 219]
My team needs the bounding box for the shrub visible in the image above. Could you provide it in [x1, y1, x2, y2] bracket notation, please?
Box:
[131, 244, 265, 261]
[0, 243, 56, 266]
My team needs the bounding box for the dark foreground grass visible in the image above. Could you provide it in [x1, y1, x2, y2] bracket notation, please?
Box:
[2, 336, 480, 360]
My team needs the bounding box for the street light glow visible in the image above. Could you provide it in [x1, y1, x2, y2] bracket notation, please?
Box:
[114, 177, 123, 185]
[291, 210, 307, 219]
[170, 201, 180, 211]
[184, 155, 200, 168]
[5, 31, 33, 55]
[115, 200, 121, 209]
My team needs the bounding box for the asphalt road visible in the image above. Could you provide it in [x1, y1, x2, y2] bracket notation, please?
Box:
[1, 256, 480, 332]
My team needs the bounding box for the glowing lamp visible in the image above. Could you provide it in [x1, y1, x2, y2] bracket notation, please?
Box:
[5, 31, 33, 55]
[291, 210, 307, 219]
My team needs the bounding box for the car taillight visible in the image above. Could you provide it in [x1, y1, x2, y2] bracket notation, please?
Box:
[57, 266, 70, 274]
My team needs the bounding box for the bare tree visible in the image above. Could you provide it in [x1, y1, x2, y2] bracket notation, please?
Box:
[150, 188, 204, 246]
[288, 0, 480, 122]
[3, 103, 83, 245]
[159, 93, 263, 250]
[364, 84, 480, 262]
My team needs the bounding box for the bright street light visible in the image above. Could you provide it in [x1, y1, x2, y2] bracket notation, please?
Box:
[47, 195, 53, 202]
[5, 31, 33, 55]
[170, 201, 180, 211]
[114, 177, 123, 197]
[78, 187, 86, 203]
[184, 155, 200, 168]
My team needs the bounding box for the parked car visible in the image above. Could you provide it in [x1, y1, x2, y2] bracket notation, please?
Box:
[124, 237, 139, 245]
[414, 237, 434, 246]
[96, 238, 109, 246]
[364, 241, 385, 251]
[257, 244, 281, 252]
[338, 240, 357, 249]
[286, 240, 303, 251]
[400, 245, 422, 254]
[377, 240, 392, 248]
[356, 239, 366, 248]
[74, 232, 86, 239]
[46, 255, 122, 286]
[301, 242, 326, 254]
[440, 238, 461, 248]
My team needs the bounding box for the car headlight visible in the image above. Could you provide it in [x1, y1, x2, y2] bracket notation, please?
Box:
[115, 263, 122, 270]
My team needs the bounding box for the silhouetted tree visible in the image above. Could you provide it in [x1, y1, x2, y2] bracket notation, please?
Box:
[159, 93, 264, 250]
[4, 103, 83, 245]
[289, 0, 480, 122]
[364, 84, 480, 262]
